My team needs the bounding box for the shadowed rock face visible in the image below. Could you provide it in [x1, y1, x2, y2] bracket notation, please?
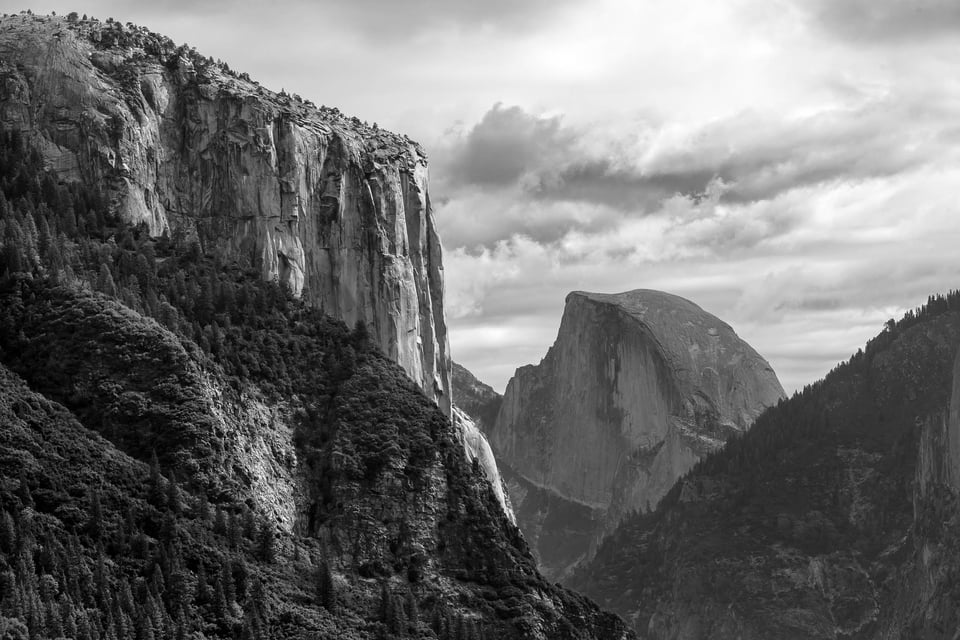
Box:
[452, 361, 503, 431]
[491, 289, 785, 580]
[917, 349, 960, 495]
[0, 14, 450, 412]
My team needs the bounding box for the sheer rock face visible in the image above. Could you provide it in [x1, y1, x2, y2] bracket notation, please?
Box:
[0, 14, 450, 413]
[492, 289, 785, 579]
[917, 350, 960, 495]
[452, 406, 516, 523]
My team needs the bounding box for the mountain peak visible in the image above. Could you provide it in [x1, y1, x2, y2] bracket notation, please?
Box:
[490, 288, 785, 581]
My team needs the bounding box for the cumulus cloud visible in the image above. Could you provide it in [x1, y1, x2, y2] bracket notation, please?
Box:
[66, 0, 581, 40]
[325, 0, 584, 37]
[437, 97, 960, 224]
[802, 0, 960, 42]
[442, 104, 575, 187]
[442, 134, 960, 394]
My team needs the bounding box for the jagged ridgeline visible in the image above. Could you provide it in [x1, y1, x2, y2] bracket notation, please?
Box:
[569, 292, 960, 639]
[0, 12, 632, 640]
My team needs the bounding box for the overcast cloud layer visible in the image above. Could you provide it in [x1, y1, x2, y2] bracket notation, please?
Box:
[12, 0, 960, 394]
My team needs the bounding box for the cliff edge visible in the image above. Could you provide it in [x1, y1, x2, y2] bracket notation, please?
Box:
[0, 12, 450, 411]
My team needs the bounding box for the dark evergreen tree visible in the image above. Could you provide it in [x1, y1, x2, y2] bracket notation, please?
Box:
[0, 511, 14, 554]
[148, 451, 164, 508]
[213, 506, 226, 537]
[87, 489, 104, 541]
[97, 263, 117, 297]
[256, 520, 275, 563]
[405, 588, 419, 633]
[317, 560, 335, 611]
[227, 511, 241, 549]
[165, 475, 180, 515]
[242, 507, 256, 541]
[194, 563, 209, 606]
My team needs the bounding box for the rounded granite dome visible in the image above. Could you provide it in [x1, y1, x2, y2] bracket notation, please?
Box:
[569, 289, 785, 429]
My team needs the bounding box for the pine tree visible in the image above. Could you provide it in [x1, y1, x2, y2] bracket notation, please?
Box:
[231, 556, 249, 602]
[351, 318, 370, 350]
[317, 560, 335, 611]
[0, 616, 28, 640]
[213, 506, 226, 537]
[165, 475, 180, 515]
[148, 451, 164, 508]
[379, 582, 392, 628]
[227, 511, 241, 549]
[256, 520, 276, 563]
[194, 563, 209, 606]
[0, 510, 15, 554]
[2, 218, 24, 274]
[220, 562, 236, 607]
[196, 492, 210, 525]
[149, 565, 165, 601]
[242, 507, 256, 540]
[17, 469, 32, 508]
[212, 571, 229, 622]
[405, 588, 419, 633]
[87, 489, 104, 541]
[97, 263, 117, 297]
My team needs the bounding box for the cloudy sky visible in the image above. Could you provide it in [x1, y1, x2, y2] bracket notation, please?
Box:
[15, 0, 960, 394]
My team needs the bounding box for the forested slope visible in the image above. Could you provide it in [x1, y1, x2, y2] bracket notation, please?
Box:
[571, 289, 960, 639]
[0, 123, 631, 640]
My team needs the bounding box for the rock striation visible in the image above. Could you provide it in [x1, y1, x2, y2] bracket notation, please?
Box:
[491, 289, 785, 580]
[0, 13, 450, 412]
[452, 405, 515, 523]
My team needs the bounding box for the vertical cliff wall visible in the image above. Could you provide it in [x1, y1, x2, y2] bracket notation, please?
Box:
[0, 14, 450, 412]
[491, 289, 785, 580]
[916, 348, 960, 496]
[452, 406, 515, 522]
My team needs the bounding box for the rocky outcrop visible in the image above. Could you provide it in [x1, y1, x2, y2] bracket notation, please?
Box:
[452, 405, 515, 522]
[450, 362, 514, 520]
[491, 289, 785, 580]
[0, 13, 450, 412]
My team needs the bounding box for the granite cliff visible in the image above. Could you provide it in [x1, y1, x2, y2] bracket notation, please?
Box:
[489, 290, 785, 580]
[0, 12, 450, 412]
[570, 292, 960, 639]
[0, 13, 633, 639]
